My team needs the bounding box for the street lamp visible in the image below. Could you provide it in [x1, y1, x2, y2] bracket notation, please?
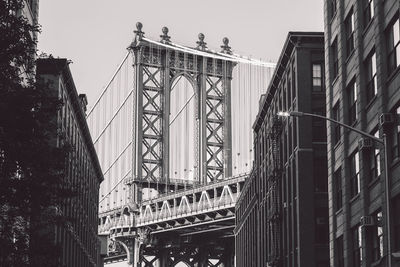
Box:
[277, 110, 392, 267]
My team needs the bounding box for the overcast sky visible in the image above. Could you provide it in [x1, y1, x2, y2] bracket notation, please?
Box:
[38, 0, 324, 108]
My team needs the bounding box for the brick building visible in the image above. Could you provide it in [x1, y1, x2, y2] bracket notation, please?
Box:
[235, 32, 328, 267]
[37, 58, 104, 267]
[324, 0, 400, 266]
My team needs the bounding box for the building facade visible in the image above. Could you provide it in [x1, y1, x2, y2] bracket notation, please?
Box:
[324, 0, 400, 266]
[22, 0, 39, 36]
[37, 58, 104, 267]
[235, 32, 328, 267]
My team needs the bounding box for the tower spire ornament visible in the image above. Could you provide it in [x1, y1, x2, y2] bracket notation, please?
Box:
[221, 37, 232, 54]
[134, 22, 145, 40]
[196, 33, 207, 50]
[160, 26, 171, 43]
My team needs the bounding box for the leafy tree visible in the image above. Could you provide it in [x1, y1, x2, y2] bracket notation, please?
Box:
[0, 1, 74, 266]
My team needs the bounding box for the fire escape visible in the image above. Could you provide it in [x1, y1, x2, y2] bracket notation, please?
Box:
[267, 115, 283, 266]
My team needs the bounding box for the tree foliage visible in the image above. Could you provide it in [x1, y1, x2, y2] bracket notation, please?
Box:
[0, 1, 74, 266]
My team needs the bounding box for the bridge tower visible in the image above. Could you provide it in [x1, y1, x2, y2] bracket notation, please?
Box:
[127, 22, 234, 201]
[114, 23, 237, 266]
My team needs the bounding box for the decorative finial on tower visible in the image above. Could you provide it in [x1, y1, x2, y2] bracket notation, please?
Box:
[134, 22, 145, 40]
[221, 37, 232, 54]
[196, 33, 207, 50]
[160, 26, 171, 43]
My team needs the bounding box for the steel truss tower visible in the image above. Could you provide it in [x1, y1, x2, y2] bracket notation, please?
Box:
[127, 23, 234, 200]
[115, 23, 236, 266]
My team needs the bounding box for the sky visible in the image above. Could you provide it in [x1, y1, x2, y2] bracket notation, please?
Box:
[37, 0, 324, 108]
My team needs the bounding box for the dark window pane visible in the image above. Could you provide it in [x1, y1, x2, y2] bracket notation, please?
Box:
[365, 51, 377, 103]
[332, 40, 339, 79]
[348, 80, 357, 124]
[363, 0, 374, 27]
[387, 18, 400, 74]
[345, 10, 355, 57]
[349, 151, 360, 197]
[352, 226, 362, 267]
[334, 168, 342, 210]
[333, 103, 341, 145]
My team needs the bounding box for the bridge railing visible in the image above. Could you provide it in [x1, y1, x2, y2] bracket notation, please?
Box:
[142, 173, 249, 204]
[136, 193, 238, 225]
[99, 174, 248, 234]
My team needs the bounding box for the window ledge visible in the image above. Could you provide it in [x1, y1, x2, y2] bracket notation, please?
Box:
[386, 65, 400, 84]
[391, 157, 400, 168]
[335, 207, 343, 215]
[333, 140, 342, 150]
[345, 49, 355, 64]
[368, 176, 381, 188]
[331, 75, 339, 86]
[362, 18, 375, 36]
[348, 119, 358, 129]
[365, 95, 377, 111]
[370, 257, 383, 267]
[330, 11, 338, 24]
[349, 193, 360, 204]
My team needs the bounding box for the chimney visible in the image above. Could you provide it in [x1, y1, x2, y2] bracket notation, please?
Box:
[78, 94, 88, 114]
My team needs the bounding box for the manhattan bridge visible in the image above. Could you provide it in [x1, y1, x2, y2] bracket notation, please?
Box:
[87, 22, 275, 266]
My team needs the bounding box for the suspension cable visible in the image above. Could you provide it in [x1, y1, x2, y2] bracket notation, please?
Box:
[143, 37, 276, 67]
[87, 52, 130, 117]
[169, 92, 196, 126]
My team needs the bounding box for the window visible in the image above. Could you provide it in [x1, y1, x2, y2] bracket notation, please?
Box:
[333, 103, 341, 145]
[364, 0, 374, 27]
[349, 151, 360, 197]
[293, 117, 297, 148]
[345, 10, 355, 58]
[348, 80, 358, 124]
[365, 51, 377, 103]
[312, 63, 323, 91]
[352, 225, 362, 267]
[370, 210, 383, 262]
[386, 17, 400, 74]
[369, 130, 381, 181]
[334, 168, 342, 211]
[335, 236, 344, 267]
[392, 106, 400, 159]
[287, 75, 292, 108]
[330, 0, 337, 19]
[292, 63, 296, 99]
[332, 39, 339, 79]
[393, 194, 400, 251]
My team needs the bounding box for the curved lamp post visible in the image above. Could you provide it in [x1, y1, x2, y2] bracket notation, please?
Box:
[277, 110, 392, 267]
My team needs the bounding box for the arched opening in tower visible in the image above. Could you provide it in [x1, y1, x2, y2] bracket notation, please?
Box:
[169, 75, 197, 182]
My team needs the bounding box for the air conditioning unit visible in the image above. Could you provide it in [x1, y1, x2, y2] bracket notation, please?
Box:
[376, 215, 383, 227]
[380, 113, 395, 127]
[358, 137, 373, 150]
[360, 215, 375, 226]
